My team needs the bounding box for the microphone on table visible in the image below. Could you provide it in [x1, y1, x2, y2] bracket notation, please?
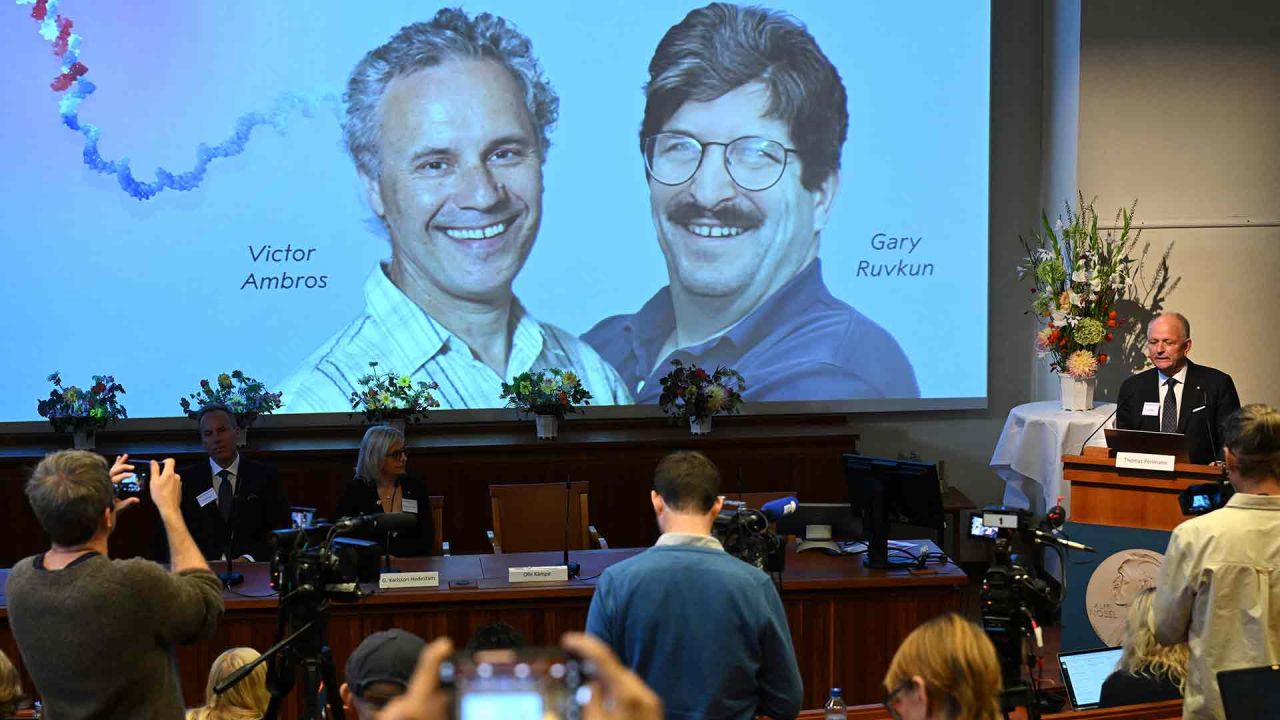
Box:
[563, 473, 580, 579]
[1078, 405, 1120, 454]
[219, 489, 255, 588]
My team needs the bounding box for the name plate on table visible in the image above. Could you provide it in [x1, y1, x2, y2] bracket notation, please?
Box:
[1116, 452, 1176, 472]
[509, 566, 570, 583]
[378, 571, 439, 589]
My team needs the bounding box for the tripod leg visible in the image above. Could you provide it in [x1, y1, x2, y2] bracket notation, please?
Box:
[319, 644, 346, 720]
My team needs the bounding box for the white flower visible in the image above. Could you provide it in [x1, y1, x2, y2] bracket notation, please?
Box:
[1071, 268, 1090, 284]
[1068, 290, 1084, 307]
[1089, 277, 1103, 293]
[1054, 217, 1065, 232]
[1035, 248, 1053, 261]
[1051, 311, 1069, 328]
[1110, 273, 1129, 290]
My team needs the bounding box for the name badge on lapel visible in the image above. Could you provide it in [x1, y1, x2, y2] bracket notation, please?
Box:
[1142, 402, 1160, 417]
[401, 498, 419, 515]
[197, 488, 218, 508]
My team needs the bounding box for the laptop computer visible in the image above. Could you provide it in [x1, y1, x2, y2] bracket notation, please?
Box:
[1058, 646, 1123, 710]
[1218, 665, 1280, 719]
[1104, 427, 1190, 463]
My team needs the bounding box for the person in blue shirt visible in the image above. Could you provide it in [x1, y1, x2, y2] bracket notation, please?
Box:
[584, 3, 918, 403]
[586, 450, 802, 720]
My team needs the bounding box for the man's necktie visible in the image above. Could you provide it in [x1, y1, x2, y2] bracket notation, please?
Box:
[1161, 378, 1179, 433]
[217, 469, 234, 521]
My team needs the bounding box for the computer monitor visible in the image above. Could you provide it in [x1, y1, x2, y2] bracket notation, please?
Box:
[843, 454, 944, 569]
[775, 503, 862, 553]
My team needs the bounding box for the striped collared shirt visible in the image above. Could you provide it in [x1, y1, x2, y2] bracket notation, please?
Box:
[276, 266, 633, 412]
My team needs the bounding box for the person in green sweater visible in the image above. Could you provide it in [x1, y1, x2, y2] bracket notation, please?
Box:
[6, 450, 224, 720]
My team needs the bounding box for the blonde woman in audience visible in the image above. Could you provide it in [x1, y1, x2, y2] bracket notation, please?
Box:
[187, 647, 269, 720]
[1098, 587, 1187, 707]
[0, 649, 28, 718]
[883, 613, 1002, 720]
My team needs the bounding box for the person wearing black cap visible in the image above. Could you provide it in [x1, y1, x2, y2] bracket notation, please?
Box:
[341, 628, 427, 719]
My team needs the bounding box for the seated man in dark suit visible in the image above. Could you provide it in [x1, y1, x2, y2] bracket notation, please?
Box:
[1115, 313, 1240, 464]
[158, 404, 290, 561]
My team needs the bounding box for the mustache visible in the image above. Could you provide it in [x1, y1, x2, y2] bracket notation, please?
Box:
[666, 199, 763, 229]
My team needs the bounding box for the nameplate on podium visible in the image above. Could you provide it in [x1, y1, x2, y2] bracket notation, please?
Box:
[509, 566, 570, 583]
[1115, 452, 1176, 472]
[378, 571, 439, 589]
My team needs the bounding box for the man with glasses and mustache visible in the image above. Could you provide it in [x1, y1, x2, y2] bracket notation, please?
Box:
[278, 9, 630, 411]
[585, 3, 918, 403]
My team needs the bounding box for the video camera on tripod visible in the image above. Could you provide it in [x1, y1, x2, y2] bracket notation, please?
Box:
[971, 506, 1095, 719]
[712, 497, 791, 574]
[218, 512, 414, 720]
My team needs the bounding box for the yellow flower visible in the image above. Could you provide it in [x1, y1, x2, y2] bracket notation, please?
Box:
[217, 373, 233, 390]
[562, 371, 579, 387]
[398, 375, 412, 388]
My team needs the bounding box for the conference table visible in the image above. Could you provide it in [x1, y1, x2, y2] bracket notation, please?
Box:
[0, 542, 967, 714]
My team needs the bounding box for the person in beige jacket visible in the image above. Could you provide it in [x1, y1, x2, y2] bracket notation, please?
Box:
[1152, 403, 1280, 720]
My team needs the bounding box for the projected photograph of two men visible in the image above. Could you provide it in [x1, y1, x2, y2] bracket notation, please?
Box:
[0, 1, 989, 420]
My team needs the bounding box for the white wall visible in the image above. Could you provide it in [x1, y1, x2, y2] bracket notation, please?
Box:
[1079, 0, 1280, 407]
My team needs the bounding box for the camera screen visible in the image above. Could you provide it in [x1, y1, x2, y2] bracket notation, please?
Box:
[116, 475, 142, 496]
[969, 513, 999, 539]
[1191, 494, 1211, 510]
[290, 507, 316, 529]
[461, 691, 543, 720]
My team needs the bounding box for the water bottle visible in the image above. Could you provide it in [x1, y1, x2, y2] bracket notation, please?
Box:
[824, 687, 846, 720]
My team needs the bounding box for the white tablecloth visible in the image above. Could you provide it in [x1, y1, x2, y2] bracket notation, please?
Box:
[991, 401, 1116, 514]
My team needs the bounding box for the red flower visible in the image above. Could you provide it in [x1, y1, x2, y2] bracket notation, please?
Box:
[1104, 332, 1114, 342]
[1108, 310, 1117, 319]
[693, 368, 708, 381]
[558, 391, 568, 405]
[91, 382, 106, 395]
[1098, 354, 1109, 364]
[1030, 287, 1037, 294]
[1106, 319, 1117, 328]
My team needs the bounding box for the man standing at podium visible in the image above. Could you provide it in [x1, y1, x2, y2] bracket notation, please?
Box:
[1115, 313, 1240, 464]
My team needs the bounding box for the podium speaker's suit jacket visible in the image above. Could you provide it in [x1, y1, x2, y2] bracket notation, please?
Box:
[1114, 360, 1240, 465]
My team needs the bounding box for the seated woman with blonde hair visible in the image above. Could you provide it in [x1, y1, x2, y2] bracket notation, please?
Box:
[1098, 587, 1186, 707]
[187, 647, 269, 720]
[883, 613, 1002, 720]
[0, 648, 30, 718]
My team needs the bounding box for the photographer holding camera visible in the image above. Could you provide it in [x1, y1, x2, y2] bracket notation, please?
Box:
[1152, 404, 1280, 720]
[5, 450, 224, 719]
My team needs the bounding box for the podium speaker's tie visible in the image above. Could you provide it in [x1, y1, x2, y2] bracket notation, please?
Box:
[1161, 378, 1179, 433]
[217, 469, 234, 521]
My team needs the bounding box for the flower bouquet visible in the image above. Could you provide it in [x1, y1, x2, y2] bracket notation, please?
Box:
[179, 370, 284, 431]
[36, 371, 128, 449]
[500, 368, 592, 439]
[656, 359, 746, 434]
[1019, 195, 1140, 410]
[349, 362, 440, 427]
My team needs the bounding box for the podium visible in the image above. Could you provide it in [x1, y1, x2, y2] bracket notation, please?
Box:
[1063, 446, 1224, 531]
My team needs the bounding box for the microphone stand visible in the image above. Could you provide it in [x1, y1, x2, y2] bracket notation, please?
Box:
[563, 473, 580, 579]
[220, 478, 244, 588]
[381, 477, 402, 574]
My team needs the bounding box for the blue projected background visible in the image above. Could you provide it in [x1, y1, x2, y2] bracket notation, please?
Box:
[0, 1, 989, 420]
